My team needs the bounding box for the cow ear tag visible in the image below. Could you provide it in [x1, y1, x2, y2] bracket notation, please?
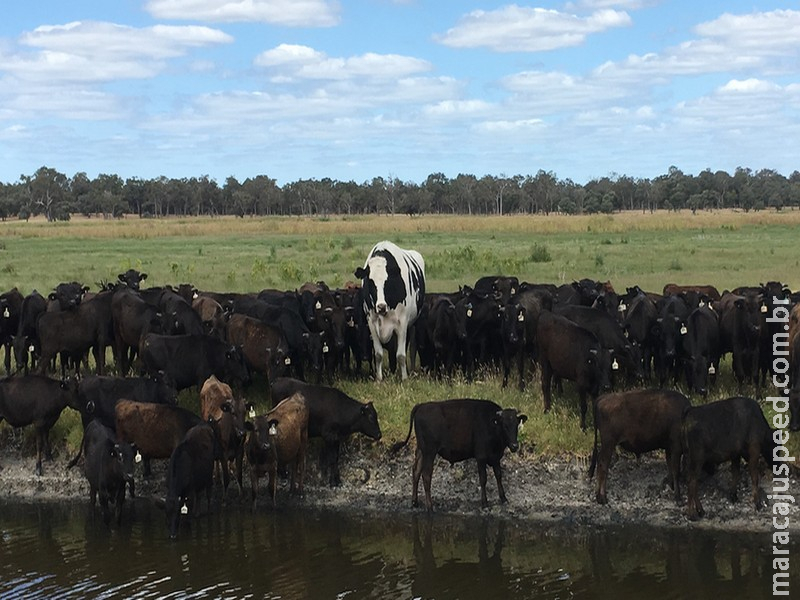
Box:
[761, 304, 768, 313]
[180, 503, 188, 515]
[284, 357, 292, 365]
[315, 301, 322, 310]
[611, 358, 619, 371]
[618, 303, 626, 312]
[28, 344, 35, 353]
[680, 325, 687, 335]
[708, 364, 716, 375]
[322, 344, 329, 354]
[3, 308, 8, 318]
[248, 407, 256, 419]
[517, 312, 525, 322]
[135, 451, 142, 464]
[699, 300, 705, 307]
[269, 423, 278, 435]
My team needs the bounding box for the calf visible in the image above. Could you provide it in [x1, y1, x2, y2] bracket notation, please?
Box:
[0, 288, 23, 374]
[390, 398, 527, 511]
[245, 393, 309, 509]
[165, 422, 218, 539]
[537, 310, 611, 430]
[719, 293, 762, 389]
[588, 389, 690, 505]
[111, 287, 163, 375]
[426, 297, 467, 379]
[81, 419, 136, 525]
[682, 306, 721, 397]
[499, 302, 527, 390]
[0, 374, 79, 475]
[682, 396, 775, 520]
[225, 313, 290, 381]
[199, 375, 251, 497]
[270, 377, 382, 486]
[13, 290, 47, 374]
[117, 269, 147, 290]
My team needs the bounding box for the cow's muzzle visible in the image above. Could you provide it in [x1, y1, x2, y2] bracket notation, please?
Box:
[376, 302, 388, 316]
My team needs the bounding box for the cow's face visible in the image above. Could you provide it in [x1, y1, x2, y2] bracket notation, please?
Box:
[246, 417, 277, 455]
[111, 441, 137, 484]
[494, 409, 527, 452]
[118, 269, 147, 291]
[49, 281, 88, 310]
[358, 401, 382, 440]
[356, 251, 407, 314]
[224, 345, 251, 388]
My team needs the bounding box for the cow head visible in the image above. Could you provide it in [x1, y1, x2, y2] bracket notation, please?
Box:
[223, 345, 251, 388]
[357, 401, 382, 440]
[118, 269, 147, 291]
[494, 409, 528, 452]
[245, 416, 278, 454]
[49, 281, 89, 310]
[110, 440, 137, 484]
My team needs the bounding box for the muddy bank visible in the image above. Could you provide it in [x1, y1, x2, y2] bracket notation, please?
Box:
[1, 438, 797, 536]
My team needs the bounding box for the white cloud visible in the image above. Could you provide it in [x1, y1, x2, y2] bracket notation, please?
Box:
[145, 0, 340, 27]
[436, 5, 631, 52]
[255, 44, 432, 81]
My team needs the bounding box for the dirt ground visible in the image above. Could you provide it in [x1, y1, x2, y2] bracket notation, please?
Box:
[1, 436, 797, 535]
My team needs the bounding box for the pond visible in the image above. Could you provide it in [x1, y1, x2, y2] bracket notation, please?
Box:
[0, 500, 794, 599]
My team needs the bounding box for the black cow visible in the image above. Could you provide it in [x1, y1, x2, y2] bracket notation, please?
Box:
[0, 288, 23, 374]
[0, 374, 79, 474]
[13, 290, 47, 374]
[555, 304, 643, 385]
[473, 276, 519, 305]
[682, 306, 721, 396]
[588, 389, 690, 505]
[426, 297, 468, 379]
[111, 287, 163, 375]
[49, 281, 89, 311]
[354, 241, 426, 381]
[718, 293, 761, 389]
[81, 420, 136, 525]
[456, 290, 502, 381]
[139, 333, 250, 391]
[499, 302, 527, 390]
[537, 310, 611, 430]
[652, 295, 690, 387]
[165, 422, 217, 539]
[682, 396, 775, 520]
[621, 288, 659, 380]
[270, 377, 382, 486]
[158, 289, 205, 336]
[117, 269, 147, 290]
[390, 398, 527, 511]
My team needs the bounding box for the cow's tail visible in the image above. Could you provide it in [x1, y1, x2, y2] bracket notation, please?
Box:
[390, 404, 419, 454]
[587, 405, 599, 480]
[66, 431, 85, 470]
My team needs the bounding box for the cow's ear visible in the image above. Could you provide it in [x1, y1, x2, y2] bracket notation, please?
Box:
[48, 292, 57, 301]
[221, 402, 233, 413]
[141, 273, 148, 281]
[110, 444, 120, 458]
[354, 266, 369, 279]
[118, 273, 125, 282]
[82, 286, 90, 294]
[735, 299, 745, 310]
[518, 414, 528, 424]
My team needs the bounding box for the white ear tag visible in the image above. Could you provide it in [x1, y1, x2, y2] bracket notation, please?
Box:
[518, 422, 524, 433]
[248, 407, 256, 419]
[315, 301, 322, 310]
[680, 325, 687, 335]
[467, 309, 473, 318]
[708, 364, 716, 375]
[284, 357, 292, 365]
[618, 303, 627, 312]
[193, 291, 199, 299]
[611, 358, 619, 371]
[268, 424, 278, 435]
[180, 503, 188, 515]
[761, 304, 768, 313]
[699, 300, 705, 307]
[28, 344, 35, 353]
[517, 313, 525, 322]
[135, 451, 142, 464]
[322, 344, 329, 354]
[3, 308, 8, 318]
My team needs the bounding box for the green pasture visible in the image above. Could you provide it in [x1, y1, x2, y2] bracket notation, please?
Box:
[0, 211, 798, 463]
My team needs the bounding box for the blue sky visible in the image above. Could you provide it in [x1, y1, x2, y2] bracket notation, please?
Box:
[0, 1, 798, 186]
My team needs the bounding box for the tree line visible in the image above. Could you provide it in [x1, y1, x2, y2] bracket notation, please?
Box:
[0, 165, 798, 221]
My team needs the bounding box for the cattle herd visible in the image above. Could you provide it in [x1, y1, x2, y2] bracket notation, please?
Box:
[0, 240, 798, 536]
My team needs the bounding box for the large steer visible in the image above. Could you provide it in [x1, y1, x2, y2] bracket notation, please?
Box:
[391, 398, 527, 511]
[270, 377, 382, 486]
[354, 240, 425, 381]
[588, 389, 690, 505]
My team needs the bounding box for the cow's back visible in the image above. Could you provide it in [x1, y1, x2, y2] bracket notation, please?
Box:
[413, 399, 500, 462]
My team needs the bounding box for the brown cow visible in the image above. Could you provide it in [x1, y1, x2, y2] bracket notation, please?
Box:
[192, 295, 228, 339]
[588, 389, 690, 505]
[226, 313, 290, 380]
[663, 283, 721, 301]
[199, 375, 250, 497]
[245, 393, 308, 509]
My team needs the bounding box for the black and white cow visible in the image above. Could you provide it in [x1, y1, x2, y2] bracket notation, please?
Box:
[354, 241, 425, 381]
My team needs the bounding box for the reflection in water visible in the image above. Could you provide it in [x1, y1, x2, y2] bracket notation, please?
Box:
[0, 500, 797, 599]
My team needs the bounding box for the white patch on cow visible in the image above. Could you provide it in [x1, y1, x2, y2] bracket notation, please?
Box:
[699, 300, 705, 307]
[28, 344, 34, 353]
[135, 451, 142, 464]
[192, 291, 199, 299]
[180, 503, 188, 515]
[680, 325, 687, 335]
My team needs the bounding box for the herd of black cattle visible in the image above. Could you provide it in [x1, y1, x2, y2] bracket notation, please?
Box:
[0, 268, 798, 535]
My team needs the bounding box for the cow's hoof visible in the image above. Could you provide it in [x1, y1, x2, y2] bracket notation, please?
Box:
[596, 494, 608, 505]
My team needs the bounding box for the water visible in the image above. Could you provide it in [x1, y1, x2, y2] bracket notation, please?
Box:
[0, 500, 795, 599]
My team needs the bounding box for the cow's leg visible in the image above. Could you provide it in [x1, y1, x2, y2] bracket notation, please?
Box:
[516, 349, 525, 392]
[99, 490, 112, 526]
[115, 486, 126, 525]
[34, 428, 44, 476]
[477, 460, 489, 508]
[686, 462, 703, 520]
[250, 468, 259, 511]
[729, 458, 741, 503]
[328, 441, 341, 487]
[541, 362, 553, 413]
[235, 451, 244, 496]
[371, 335, 384, 382]
[269, 464, 278, 507]
[492, 462, 507, 504]
[596, 441, 613, 505]
[421, 455, 435, 512]
[297, 444, 306, 498]
[396, 326, 409, 381]
[578, 390, 589, 432]
[666, 441, 682, 505]
[412, 449, 423, 507]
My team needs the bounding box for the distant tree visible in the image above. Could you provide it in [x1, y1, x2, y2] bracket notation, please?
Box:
[21, 166, 70, 221]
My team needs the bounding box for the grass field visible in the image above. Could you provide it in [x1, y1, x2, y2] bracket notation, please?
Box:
[1, 209, 798, 460]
